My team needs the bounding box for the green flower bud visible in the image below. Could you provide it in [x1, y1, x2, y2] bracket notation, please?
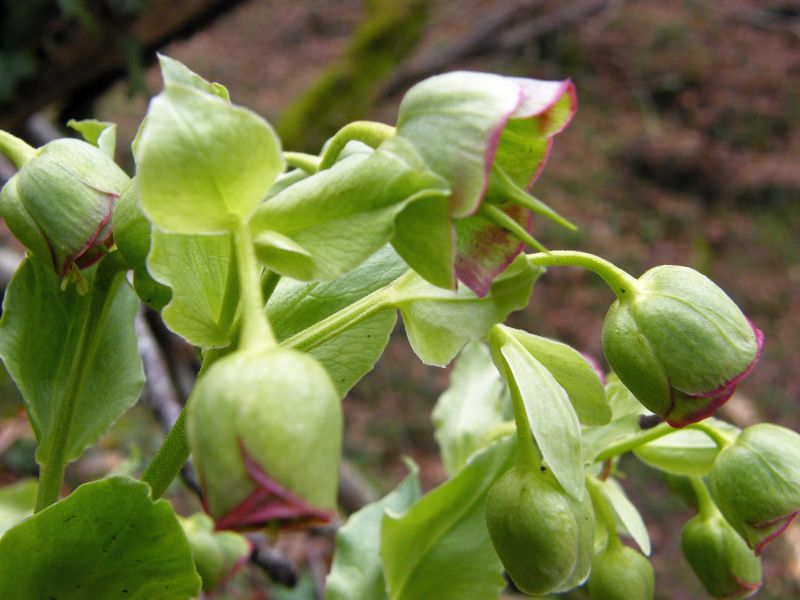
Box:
[709, 424, 800, 554]
[588, 542, 654, 600]
[681, 513, 762, 598]
[0, 139, 130, 276]
[178, 513, 251, 592]
[187, 347, 342, 530]
[602, 266, 762, 427]
[485, 465, 594, 596]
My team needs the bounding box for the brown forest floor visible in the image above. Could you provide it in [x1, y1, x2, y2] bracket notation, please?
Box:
[3, 0, 799, 598]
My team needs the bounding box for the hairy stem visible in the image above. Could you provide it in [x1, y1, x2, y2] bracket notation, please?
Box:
[593, 422, 675, 462]
[35, 253, 126, 511]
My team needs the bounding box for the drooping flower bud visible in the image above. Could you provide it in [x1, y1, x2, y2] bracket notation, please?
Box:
[0, 139, 130, 276]
[187, 347, 342, 530]
[708, 424, 800, 554]
[587, 542, 654, 600]
[485, 465, 594, 596]
[602, 266, 762, 427]
[681, 512, 762, 598]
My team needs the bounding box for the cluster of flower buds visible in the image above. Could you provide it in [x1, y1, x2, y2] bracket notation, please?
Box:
[187, 347, 342, 531]
[484, 465, 593, 596]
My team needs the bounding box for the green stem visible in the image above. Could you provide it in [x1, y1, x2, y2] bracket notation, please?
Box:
[688, 421, 735, 449]
[234, 223, 275, 351]
[0, 130, 36, 170]
[593, 422, 675, 462]
[141, 346, 227, 499]
[35, 253, 126, 512]
[283, 151, 321, 173]
[587, 476, 622, 546]
[688, 476, 718, 519]
[527, 250, 639, 301]
[318, 121, 395, 171]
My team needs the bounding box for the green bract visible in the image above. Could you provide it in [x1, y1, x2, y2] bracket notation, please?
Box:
[484, 465, 593, 596]
[0, 138, 130, 276]
[709, 424, 800, 554]
[602, 266, 762, 427]
[681, 512, 762, 598]
[187, 348, 342, 529]
[588, 542, 654, 600]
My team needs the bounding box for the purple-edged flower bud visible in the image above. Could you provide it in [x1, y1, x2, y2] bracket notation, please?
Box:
[602, 266, 762, 427]
[681, 512, 762, 598]
[187, 347, 342, 531]
[0, 139, 130, 276]
[588, 542, 654, 600]
[709, 424, 800, 554]
[485, 465, 594, 596]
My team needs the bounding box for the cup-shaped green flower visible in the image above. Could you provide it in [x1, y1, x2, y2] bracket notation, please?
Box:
[0, 139, 130, 276]
[485, 464, 594, 596]
[708, 424, 800, 554]
[187, 347, 342, 530]
[682, 512, 762, 598]
[602, 265, 762, 427]
[587, 541, 654, 600]
[396, 72, 577, 296]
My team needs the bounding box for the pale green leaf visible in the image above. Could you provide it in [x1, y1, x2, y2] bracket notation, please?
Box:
[326, 461, 421, 600]
[392, 257, 540, 366]
[138, 84, 283, 233]
[148, 229, 239, 348]
[0, 477, 201, 599]
[0, 258, 144, 463]
[381, 436, 515, 600]
[250, 137, 448, 282]
[67, 118, 117, 158]
[157, 54, 230, 100]
[432, 342, 505, 476]
[633, 418, 740, 476]
[269, 246, 407, 396]
[0, 480, 37, 536]
[507, 329, 611, 426]
[599, 478, 651, 555]
[491, 326, 584, 499]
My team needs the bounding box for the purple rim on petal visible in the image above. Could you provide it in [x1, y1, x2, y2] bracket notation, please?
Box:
[751, 509, 799, 556]
[666, 325, 764, 427]
[480, 79, 577, 213]
[211, 451, 334, 532]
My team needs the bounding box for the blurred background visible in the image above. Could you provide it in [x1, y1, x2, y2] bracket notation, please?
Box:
[1, 0, 798, 598]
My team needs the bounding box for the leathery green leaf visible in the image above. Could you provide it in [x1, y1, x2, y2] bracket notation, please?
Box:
[0, 477, 201, 599]
[137, 84, 283, 234]
[381, 436, 515, 600]
[148, 229, 239, 348]
[0, 258, 144, 464]
[326, 461, 421, 600]
[432, 342, 506, 476]
[391, 256, 540, 366]
[491, 325, 584, 500]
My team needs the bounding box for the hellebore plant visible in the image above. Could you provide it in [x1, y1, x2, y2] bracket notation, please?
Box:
[0, 55, 796, 599]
